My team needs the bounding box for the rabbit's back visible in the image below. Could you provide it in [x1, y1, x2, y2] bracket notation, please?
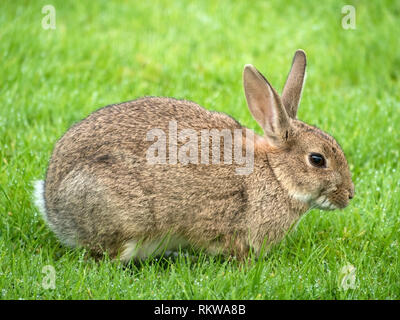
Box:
[47, 97, 242, 185]
[44, 97, 249, 257]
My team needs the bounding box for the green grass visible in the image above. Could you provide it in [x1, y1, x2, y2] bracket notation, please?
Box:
[1, 0, 400, 299]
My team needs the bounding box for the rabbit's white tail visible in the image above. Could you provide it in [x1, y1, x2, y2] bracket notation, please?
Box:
[33, 180, 48, 222]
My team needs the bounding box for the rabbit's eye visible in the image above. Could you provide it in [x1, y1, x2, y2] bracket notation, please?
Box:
[309, 153, 326, 168]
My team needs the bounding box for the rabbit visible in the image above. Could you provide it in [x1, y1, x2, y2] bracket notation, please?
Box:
[34, 49, 354, 262]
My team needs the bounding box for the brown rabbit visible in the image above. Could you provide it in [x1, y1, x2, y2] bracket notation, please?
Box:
[34, 50, 354, 262]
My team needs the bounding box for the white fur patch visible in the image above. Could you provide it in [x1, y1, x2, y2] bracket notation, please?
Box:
[290, 191, 312, 204]
[120, 236, 189, 262]
[33, 180, 47, 221]
[314, 195, 337, 210]
[289, 191, 337, 210]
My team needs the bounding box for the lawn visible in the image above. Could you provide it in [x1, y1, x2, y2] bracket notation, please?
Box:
[0, 0, 399, 299]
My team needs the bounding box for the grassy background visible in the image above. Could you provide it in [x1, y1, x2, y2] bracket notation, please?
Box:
[1, 0, 399, 299]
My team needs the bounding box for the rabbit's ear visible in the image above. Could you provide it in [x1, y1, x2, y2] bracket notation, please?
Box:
[243, 64, 291, 147]
[281, 49, 307, 119]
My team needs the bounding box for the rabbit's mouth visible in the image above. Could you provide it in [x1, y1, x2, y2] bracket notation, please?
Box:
[290, 191, 344, 211]
[313, 195, 338, 211]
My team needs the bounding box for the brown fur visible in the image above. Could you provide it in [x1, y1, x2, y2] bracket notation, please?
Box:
[39, 50, 354, 262]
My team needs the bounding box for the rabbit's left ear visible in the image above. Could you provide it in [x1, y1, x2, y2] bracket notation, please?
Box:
[243, 64, 291, 147]
[282, 49, 307, 119]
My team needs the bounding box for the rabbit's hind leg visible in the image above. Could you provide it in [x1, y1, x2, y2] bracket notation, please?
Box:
[43, 168, 113, 252]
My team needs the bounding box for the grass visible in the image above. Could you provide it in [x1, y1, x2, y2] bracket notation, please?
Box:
[1, 0, 399, 299]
